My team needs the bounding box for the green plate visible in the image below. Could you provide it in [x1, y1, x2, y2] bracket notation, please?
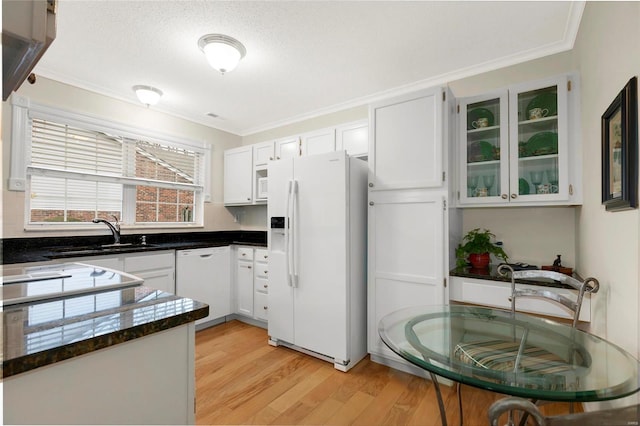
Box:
[468, 140, 495, 163]
[526, 92, 557, 118]
[522, 132, 558, 157]
[519, 178, 530, 195]
[467, 108, 495, 130]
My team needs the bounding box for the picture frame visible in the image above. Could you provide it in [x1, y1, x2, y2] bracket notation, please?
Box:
[601, 76, 638, 211]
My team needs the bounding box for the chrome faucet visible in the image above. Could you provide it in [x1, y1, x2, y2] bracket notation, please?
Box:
[92, 215, 121, 244]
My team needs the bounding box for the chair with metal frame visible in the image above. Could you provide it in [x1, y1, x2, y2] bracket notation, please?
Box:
[454, 265, 599, 425]
[488, 397, 640, 426]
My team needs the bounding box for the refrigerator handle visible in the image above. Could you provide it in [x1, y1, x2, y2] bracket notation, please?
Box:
[285, 180, 293, 287]
[291, 180, 299, 288]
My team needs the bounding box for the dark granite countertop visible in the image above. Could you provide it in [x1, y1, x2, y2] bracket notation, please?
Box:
[1, 230, 267, 265]
[2, 284, 208, 378]
[449, 265, 582, 290]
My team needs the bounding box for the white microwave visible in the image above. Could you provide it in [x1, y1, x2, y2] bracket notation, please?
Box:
[257, 177, 268, 199]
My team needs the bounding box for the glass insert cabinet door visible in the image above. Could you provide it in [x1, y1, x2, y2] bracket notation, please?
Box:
[459, 91, 509, 204]
[508, 76, 570, 202]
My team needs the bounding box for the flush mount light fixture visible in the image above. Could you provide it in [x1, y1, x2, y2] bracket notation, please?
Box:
[198, 34, 246, 74]
[133, 85, 163, 106]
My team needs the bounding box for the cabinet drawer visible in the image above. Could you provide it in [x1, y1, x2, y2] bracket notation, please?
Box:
[254, 291, 268, 321]
[237, 247, 254, 261]
[254, 249, 268, 261]
[254, 277, 269, 294]
[254, 262, 269, 279]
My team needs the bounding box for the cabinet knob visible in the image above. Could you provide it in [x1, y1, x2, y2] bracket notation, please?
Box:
[247, 265, 252, 269]
[276, 156, 280, 160]
[247, 197, 251, 201]
[501, 194, 508, 199]
[368, 182, 374, 188]
[241, 253, 246, 256]
[369, 201, 374, 206]
[264, 270, 268, 274]
[569, 184, 573, 195]
[263, 255, 268, 259]
[263, 306, 268, 310]
[510, 194, 517, 199]
[269, 157, 273, 160]
[263, 284, 268, 289]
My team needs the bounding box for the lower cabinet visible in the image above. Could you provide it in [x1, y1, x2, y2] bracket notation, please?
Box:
[253, 248, 269, 321]
[125, 251, 175, 294]
[63, 250, 176, 294]
[234, 246, 269, 324]
[449, 276, 592, 322]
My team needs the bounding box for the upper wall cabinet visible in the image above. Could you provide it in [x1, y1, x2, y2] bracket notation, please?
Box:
[369, 87, 445, 191]
[224, 120, 368, 206]
[336, 120, 368, 158]
[300, 127, 335, 156]
[224, 146, 253, 205]
[458, 73, 582, 207]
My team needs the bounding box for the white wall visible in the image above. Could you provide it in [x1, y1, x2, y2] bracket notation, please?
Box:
[2, 77, 243, 238]
[572, 2, 640, 405]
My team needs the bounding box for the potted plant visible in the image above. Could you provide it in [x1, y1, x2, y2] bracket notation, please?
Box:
[456, 228, 508, 269]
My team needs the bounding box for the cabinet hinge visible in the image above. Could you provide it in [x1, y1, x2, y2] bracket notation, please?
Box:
[443, 199, 447, 211]
[457, 104, 460, 113]
[457, 191, 460, 200]
[298, 138, 302, 156]
[443, 278, 447, 288]
[568, 80, 572, 91]
[442, 91, 446, 102]
[442, 171, 446, 182]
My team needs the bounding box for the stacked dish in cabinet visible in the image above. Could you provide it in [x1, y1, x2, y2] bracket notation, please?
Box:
[458, 73, 578, 206]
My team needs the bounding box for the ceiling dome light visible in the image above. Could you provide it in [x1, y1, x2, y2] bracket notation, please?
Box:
[133, 85, 163, 106]
[198, 34, 246, 74]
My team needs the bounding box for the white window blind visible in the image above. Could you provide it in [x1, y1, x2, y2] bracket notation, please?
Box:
[26, 115, 207, 226]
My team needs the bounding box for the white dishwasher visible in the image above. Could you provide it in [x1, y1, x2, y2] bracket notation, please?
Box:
[176, 246, 231, 325]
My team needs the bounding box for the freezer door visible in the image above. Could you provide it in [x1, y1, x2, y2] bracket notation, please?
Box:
[292, 151, 349, 360]
[267, 158, 295, 343]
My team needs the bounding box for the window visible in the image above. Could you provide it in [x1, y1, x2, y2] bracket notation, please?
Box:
[10, 95, 210, 228]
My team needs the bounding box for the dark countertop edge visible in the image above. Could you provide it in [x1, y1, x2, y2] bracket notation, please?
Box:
[2, 303, 209, 379]
[1, 230, 267, 265]
[449, 266, 580, 290]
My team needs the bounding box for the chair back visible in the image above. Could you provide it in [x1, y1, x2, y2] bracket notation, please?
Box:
[497, 264, 599, 328]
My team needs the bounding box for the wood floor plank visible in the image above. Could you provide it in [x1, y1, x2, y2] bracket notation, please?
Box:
[195, 320, 579, 425]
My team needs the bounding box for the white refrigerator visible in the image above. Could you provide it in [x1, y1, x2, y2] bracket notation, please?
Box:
[267, 150, 368, 371]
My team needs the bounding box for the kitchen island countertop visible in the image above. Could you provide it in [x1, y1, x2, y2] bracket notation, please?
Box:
[2, 285, 208, 378]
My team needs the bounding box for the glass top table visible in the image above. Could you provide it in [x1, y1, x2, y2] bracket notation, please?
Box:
[379, 305, 640, 425]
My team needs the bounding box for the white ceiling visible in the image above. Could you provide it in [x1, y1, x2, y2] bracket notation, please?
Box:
[34, 1, 584, 136]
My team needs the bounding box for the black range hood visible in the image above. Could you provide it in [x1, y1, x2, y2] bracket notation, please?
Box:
[2, 0, 57, 101]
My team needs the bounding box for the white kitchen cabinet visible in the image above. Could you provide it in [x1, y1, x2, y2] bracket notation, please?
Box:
[224, 145, 253, 205]
[62, 250, 175, 294]
[369, 87, 445, 191]
[124, 251, 175, 294]
[275, 136, 300, 160]
[458, 73, 581, 207]
[336, 120, 368, 158]
[254, 141, 275, 166]
[176, 246, 231, 325]
[235, 247, 254, 317]
[253, 248, 269, 321]
[300, 127, 335, 156]
[449, 276, 591, 322]
[367, 86, 458, 375]
[368, 191, 446, 363]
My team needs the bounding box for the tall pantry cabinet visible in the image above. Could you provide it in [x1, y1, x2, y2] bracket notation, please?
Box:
[367, 87, 461, 375]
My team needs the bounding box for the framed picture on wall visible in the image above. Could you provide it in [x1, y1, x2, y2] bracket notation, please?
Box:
[601, 76, 638, 211]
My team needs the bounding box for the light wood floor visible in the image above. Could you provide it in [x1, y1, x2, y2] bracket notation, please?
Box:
[195, 320, 577, 425]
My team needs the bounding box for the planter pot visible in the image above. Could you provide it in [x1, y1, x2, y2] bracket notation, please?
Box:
[468, 252, 490, 269]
